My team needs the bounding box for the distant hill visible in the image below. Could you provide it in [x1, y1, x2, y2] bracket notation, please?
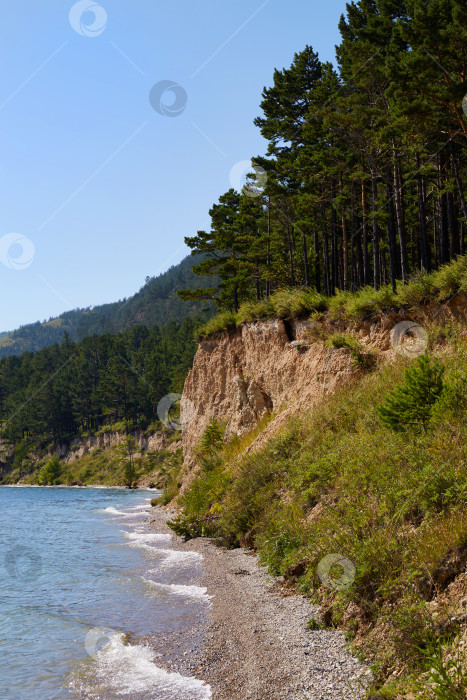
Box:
[0, 254, 214, 358]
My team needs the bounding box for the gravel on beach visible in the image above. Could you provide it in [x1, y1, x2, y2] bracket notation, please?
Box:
[148, 506, 371, 700]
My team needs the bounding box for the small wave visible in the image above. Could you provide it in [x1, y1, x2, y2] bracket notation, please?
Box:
[122, 531, 172, 544]
[97, 507, 143, 518]
[137, 546, 203, 568]
[67, 633, 211, 699]
[142, 577, 211, 600]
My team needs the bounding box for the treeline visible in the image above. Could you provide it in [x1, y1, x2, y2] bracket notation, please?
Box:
[0, 253, 214, 359]
[0, 319, 199, 445]
[181, 0, 467, 310]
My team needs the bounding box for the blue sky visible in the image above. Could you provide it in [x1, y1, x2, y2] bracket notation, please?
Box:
[0, 0, 347, 331]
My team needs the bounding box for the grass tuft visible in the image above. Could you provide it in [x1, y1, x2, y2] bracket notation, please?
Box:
[197, 255, 467, 339]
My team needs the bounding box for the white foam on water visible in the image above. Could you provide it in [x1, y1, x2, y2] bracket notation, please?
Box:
[68, 633, 211, 699]
[122, 530, 172, 544]
[126, 503, 152, 511]
[138, 545, 203, 568]
[97, 507, 144, 518]
[142, 577, 211, 600]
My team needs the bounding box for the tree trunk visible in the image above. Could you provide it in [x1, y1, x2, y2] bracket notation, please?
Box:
[437, 153, 450, 264]
[361, 178, 370, 285]
[330, 181, 338, 294]
[302, 229, 310, 287]
[339, 172, 349, 290]
[392, 145, 409, 282]
[286, 220, 295, 286]
[385, 177, 398, 292]
[371, 168, 380, 290]
[266, 200, 271, 297]
[415, 154, 430, 272]
[451, 146, 467, 227]
[321, 202, 331, 296]
[313, 229, 321, 292]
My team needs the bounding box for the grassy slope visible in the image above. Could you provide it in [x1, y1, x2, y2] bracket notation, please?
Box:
[170, 317, 467, 696]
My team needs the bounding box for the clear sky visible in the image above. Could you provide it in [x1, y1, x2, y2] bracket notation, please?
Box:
[0, 0, 347, 332]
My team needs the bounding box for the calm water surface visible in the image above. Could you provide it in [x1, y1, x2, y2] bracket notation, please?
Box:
[0, 487, 211, 699]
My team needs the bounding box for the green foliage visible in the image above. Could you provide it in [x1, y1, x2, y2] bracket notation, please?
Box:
[200, 419, 225, 454]
[378, 353, 445, 432]
[158, 454, 184, 505]
[180, 4, 467, 327]
[326, 333, 372, 369]
[417, 639, 467, 700]
[197, 311, 237, 338]
[37, 456, 62, 485]
[117, 434, 138, 488]
[0, 317, 199, 457]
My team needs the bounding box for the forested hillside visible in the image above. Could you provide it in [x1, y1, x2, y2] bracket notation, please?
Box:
[0, 318, 198, 451]
[181, 1, 467, 314]
[0, 254, 213, 358]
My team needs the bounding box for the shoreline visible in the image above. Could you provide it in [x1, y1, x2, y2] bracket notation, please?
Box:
[148, 506, 371, 700]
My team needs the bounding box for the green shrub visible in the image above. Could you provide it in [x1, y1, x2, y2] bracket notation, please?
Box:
[270, 287, 328, 319]
[197, 311, 238, 338]
[396, 273, 435, 307]
[432, 254, 467, 299]
[378, 353, 445, 432]
[37, 456, 62, 485]
[417, 638, 467, 699]
[200, 418, 226, 454]
[326, 332, 372, 369]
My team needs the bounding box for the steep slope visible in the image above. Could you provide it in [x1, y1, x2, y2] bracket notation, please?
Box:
[0, 253, 214, 358]
[172, 294, 467, 697]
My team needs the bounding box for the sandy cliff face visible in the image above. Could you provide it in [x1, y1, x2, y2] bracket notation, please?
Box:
[55, 430, 178, 463]
[181, 319, 355, 465]
[181, 293, 467, 465]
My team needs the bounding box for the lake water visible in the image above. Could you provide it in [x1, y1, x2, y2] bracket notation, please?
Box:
[0, 487, 211, 699]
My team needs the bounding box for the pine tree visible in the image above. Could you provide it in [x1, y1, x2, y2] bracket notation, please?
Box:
[377, 353, 445, 432]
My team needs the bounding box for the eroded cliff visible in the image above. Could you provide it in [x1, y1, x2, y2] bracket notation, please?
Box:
[181, 293, 467, 465]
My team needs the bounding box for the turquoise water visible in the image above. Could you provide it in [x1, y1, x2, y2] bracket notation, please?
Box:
[0, 487, 211, 699]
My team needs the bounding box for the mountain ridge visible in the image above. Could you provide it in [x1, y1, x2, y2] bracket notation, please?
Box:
[0, 253, 213, 358]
